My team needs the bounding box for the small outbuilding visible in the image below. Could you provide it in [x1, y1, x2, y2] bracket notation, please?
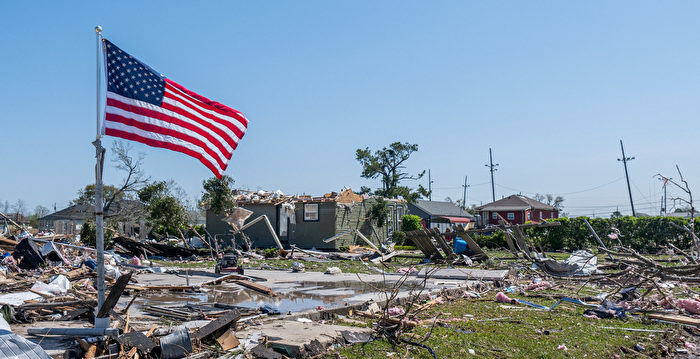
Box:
[407, 200, 475, 232]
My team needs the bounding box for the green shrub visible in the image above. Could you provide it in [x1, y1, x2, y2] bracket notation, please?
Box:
[524, 216, 699, 252]
[401, 215, 422, 232]
[79, 219, 114, 248]
[472, 231, 505, 249]
[391, 230, 407, 245]
[262, 248, 279, 258]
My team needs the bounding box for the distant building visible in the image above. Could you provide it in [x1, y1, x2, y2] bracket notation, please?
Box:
[477, 195, 558, 225]
[407, 200, 475, 232]
[39, 200, 147, 239]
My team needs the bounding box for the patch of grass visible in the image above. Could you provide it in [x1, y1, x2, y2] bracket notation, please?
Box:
[329, 294, 676, 358]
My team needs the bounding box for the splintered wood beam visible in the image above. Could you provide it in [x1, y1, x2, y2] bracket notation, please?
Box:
[97, 272, 132, 318]
[233, 280, 276, 296]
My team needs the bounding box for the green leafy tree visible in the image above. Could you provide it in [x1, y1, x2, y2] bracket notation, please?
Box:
[138, 181, 187, 237]
[370, 198, 389, 228]
[200, 175, 236, 214]
[71, 184, 125, 206]
[355, 142, 429, 202]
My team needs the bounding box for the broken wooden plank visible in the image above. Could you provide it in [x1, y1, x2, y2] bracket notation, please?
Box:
[431, 228, 456, 260]
[322, 228, 354, 243]
[192, 309, 241, 341]
[233, 280, 276, 296]
[370, 251, 399, 264]
[354, 230, 379, 252]
[459, 232, 489, 260]
[97, 272, 132, 318]
[647, 313, 700, 327]
[200, 273, 250, 286]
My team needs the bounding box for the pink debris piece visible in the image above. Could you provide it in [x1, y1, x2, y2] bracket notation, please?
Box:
[495, 292, 515, 304]
[557, 344, 568, 351]
[525, 281, 552, 292]
[130, 256, 142, 266]
[388, 307, 405, 316]
[397, 266, 418, 274]
[685, 342, 697, 349]
[676, 299, 700, 315]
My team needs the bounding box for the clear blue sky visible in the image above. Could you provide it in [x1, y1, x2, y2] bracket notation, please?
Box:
[1, 1, 699, 217]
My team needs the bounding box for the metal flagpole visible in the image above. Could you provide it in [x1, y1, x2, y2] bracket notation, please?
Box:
[26, 26, 117, 336]
[93, 25, 109, 329]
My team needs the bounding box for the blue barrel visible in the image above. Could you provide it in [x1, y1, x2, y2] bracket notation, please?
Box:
[453, 237, 468, 254]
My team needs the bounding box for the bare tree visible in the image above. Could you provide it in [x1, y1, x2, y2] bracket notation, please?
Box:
[657, 165, 697, 252]
[34, 205, 49, 218]
[104, 141, 149, 215]
[12, 200, 26, 218]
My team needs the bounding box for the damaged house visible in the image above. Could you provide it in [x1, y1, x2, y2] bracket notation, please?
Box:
[206, 188, 407, 250]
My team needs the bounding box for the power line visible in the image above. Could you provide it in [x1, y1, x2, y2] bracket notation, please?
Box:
[491, 176, 626, 198]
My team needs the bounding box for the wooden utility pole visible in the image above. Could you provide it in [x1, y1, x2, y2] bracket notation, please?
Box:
[485, 148, 498, 202]
[428, 169, 434, 201]
[462, 175, 469, 210]
[617, 140, 636, 217]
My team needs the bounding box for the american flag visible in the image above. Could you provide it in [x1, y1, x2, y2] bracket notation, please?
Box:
[102, 39, 248, 178]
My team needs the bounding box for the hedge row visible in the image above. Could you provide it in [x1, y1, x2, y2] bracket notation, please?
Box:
[471, 216, 699, 253]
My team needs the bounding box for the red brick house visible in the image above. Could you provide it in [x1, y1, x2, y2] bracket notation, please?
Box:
[477, 195, 559, 226]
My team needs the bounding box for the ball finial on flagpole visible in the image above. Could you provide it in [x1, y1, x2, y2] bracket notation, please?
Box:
[95, 25, 102, 34]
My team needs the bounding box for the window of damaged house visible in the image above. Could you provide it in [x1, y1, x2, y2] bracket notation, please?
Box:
[507, 212, 515, 220]
[527, 212, 531, 220]
[303, 203, 319, 221]
[492, 212, 498, 219]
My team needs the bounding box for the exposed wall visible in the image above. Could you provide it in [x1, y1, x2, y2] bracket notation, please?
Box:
[206, 203, 280, 249]
[206, 199, 407, 250]
[290, 202, 337, 249]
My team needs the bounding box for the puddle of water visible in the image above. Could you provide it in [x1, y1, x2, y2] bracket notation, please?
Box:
[132, 280, 386, 315]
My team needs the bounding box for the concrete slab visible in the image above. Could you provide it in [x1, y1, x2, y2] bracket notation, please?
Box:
[237, 319, 372, 357]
